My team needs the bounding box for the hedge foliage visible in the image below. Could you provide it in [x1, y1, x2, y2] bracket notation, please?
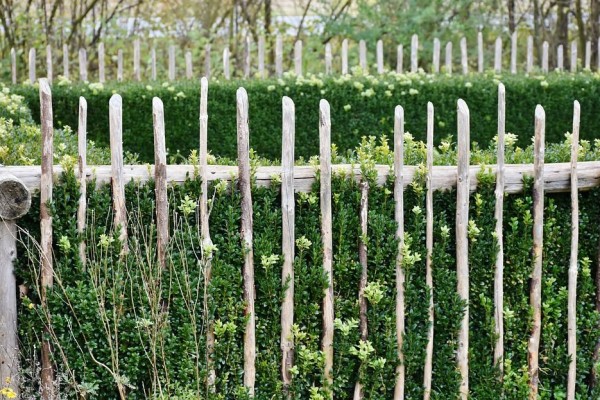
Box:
[12, 71, 600, 162]
[15, 136, 600, 399]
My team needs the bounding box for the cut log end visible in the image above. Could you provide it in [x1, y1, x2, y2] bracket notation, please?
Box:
[0, 175, 32, 220]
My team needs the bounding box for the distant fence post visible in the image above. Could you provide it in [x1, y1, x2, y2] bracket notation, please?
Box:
[477, 32, 484, 73]
[294, 40, 303, 76]
[542, 41, 549, 73]
[494, 37, 502, 73]
[185, 51, 193, 79]
[510, 32, 517, 74]
[432, 38, 440, 73]
[118, 49, 124, 81]
[63, 44, 69, 80]
[570, 41, 577, 73]
[397, 44, 404, 74]
[359, 40, 367, 72]
[258, 36, 266, 78]
[445, 42, 453, 75]
[244, 37, 251, 78]
[169, 45, 176, 80]
[28, 48, 36, 84]
[325, 43, 332, 74]
[11, 48, 16, 84]
[134, 39, 141, 81]
[276, 35, 283, 77]
[585, 41, 591, 70]
[46, 45, 52, 84]
[223, 48, 230, 80]
[460, 37, 468, 74]
[79, 48, 87, 82]
[377, 39, 384, 74]
[557, 44, 564, 71]
[342, 39, 349, 74]
[411, 34, 418, 72]
[98, 43, 105, 83]
[204, 45, 212, 79]
[526, 36, 533, 74]
[151, 48, 157, 81]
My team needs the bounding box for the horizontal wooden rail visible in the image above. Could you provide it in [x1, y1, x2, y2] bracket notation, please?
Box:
[4, 161, 600, 194]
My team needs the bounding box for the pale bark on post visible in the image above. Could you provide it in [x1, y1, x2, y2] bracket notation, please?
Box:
[423, 102, 435, 400]
[244, 37, 251, 78]
[169, 45, 176, 81]
[456, 99, 470, 400]
[359, 40, 367, 72]
[185, 51, 193, 79]
[29, 48, 36, 84]
[377, 39, 384, 74]
[77, 97, 87, 267]
[151, 48, 157, 81]
[460, 37, 468, 75]
[567, 101, 580, 400]
[46, 45, 52, 84]
[98, 43, 105, 83]
[510, 32, 517, 74]
[557, 45, 564, 71]
[432, 38, 440, 74]
[393, 105, 405, 400]
[199, 78, 216, 392]
[397, 44, 404, 74]
[204, 45, 212, 79]
[478, 32, 484, 73]
[79, 48, 87, 82]
[294, 40, 303, 76]
[39, 78, 55, 400]
[223, 48, 230, 80]
[11, 48, 16, 84]
[276, 35, 283, 77]
[353, 180, 369, 400]
[528, 105, 545, 400]
[493, 83, 505, 376]
[445, 42, 453, 75]
[320, 99, 334, 394]
[152, 97, 168, 270]
[258, 36, 265, 78]
[494, 37, 502, 73]
[585, 41, 591, 70]
[118, 49, 124, 81]
[342, 39, 349, 74]
[63, 44, 69, 80]
[0, 173, 31, 399]
[570, 41, 577, 73]
[134, 39, 141, 81]
[109, 95, 128, 251]
[542, 42, 549, 73]
[325, 43, 332, 74]
[598, 40, 600, 71]
[281, 96, 295, 394]
[237, 88, 256, 395]
[411, 34, 418, 72]
[527, 36, 534, 74]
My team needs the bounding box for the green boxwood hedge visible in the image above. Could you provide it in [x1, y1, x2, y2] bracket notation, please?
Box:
[13, 72, 600, 162]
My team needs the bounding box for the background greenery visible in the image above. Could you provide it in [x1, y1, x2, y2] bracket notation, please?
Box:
[12, 72, 600, 163]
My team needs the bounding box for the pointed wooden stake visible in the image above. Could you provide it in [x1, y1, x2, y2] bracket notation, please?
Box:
[510, 32, 517, 74]
[295, 40, 303, 76]
[377, 39, 384, 74]
[542, 41, 549, 73]
[445, 42, 453, 75]
[494, 37, 502, 73]
[109, 94, 128, 250]
[397, 44, 404, 74]
[79, 48, 87, 82]
[478, 32, 484, 73]
[77, 97, 87, 267]
[411, 34, 418, 72]
[342, 39, 349, 74]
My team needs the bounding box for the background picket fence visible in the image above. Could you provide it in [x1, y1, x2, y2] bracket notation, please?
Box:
[0, 77, 597, 400]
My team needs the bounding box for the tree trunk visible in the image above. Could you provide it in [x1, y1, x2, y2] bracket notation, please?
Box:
[508, 0, 516, 33]
[590, 0, 599, 69]
[555, 0, 571, 69]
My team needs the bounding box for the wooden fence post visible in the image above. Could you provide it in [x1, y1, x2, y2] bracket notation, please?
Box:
[461, 37, 468, 75]
[397, 44, 404, 74]
[294, 40, 303, 76]
[29, 48, 36, 84]
[510, 32, 517, 74]
[11, 48, 16, 84]
[244, 37, 251, 78]
[411, 34, 418, 72]
[276, 35, 283, 77]
[258, 36, 265, 78]
[585, 41, 591, 70]
[63, 44, 69, 80]
[151, 48, 157, 81]
[342, 39, 349, 74]
[528, 104, 545, 399]
[325, 43, 332, 74]
[46, 45, 52, 84]
[353, 180, 369, 400]
[423, 102, 435, 400]
[432, 38, 440, 73]
[493, 83, 505, 377]
[39, 78, 55, 400]
[0, 174, 32, 400]
[237, 87, 256, 395]
[320, 99, 334, 395]
[204, 45, 212, 80]
[494, 37, 502, 73]
[223, 48, 230, 80]
[570, 41, 577, 73]
[79, 48, 87, 82]
[526, 36, 534, 74]
[567, 101, 580, 400]
[118, 49, 124, 81]
[109, 94, 128, 250]
[445, 42, 453, 75]
[169, 45, 176, 81]
[393, 105, 405, 400]
[98, 43, 105, 83]
[542, 41, 549, 73]
[185, 51, 193, 79]
[152, 97, 168, 270]
[77, 97, 87, 266]
[134, 39, 141, 81]
[478, 32, 484, 73]
[359, 40, 367, 72]
[199, 77, 216, 392]
[377, 39, 384, 74]
[557, 44, 564, 71]
[281, 96, 295, 393]
[456, 99, 470, 400]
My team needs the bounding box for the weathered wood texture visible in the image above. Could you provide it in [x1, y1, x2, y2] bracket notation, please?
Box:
[152, 97, 169, 270]
[77, 97, 87, 266]
[109, 94, 128, 250]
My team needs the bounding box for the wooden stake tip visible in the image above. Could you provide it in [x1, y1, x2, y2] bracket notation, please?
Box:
[457, 99, 469, 115]
[39, 78, 51, 95]
[152, 97, 164, 111]
[535, 105, 545, 120]
[395, 105, 404, 120]
[109, 94, 122, 108]
[498, 82, 505, 94]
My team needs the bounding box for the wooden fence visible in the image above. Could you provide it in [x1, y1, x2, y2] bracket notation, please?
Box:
[0, 77, 597, 400]
[12, 32, 600, 85]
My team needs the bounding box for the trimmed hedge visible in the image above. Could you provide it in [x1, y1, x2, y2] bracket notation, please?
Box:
[13, 72, 600, 162]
